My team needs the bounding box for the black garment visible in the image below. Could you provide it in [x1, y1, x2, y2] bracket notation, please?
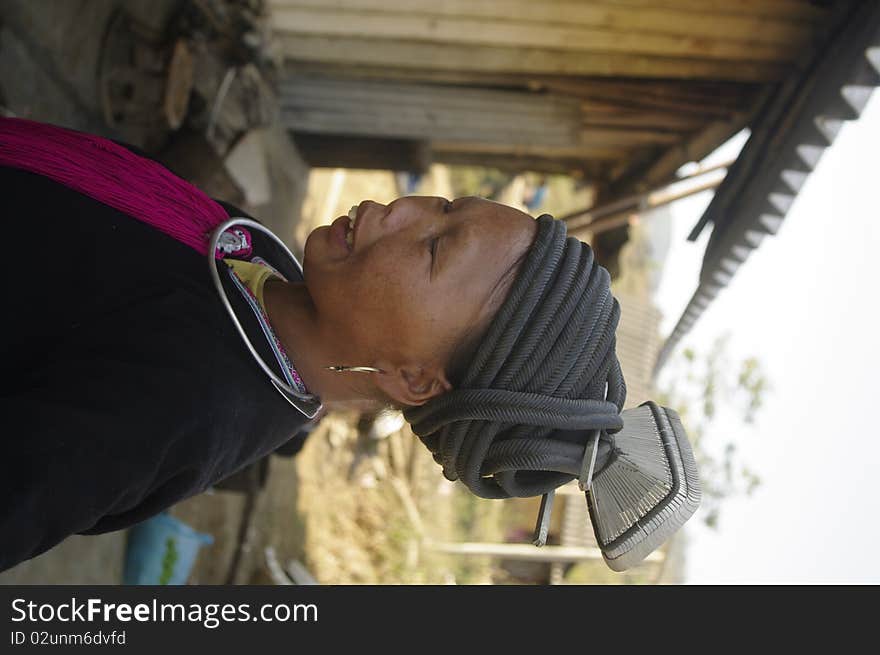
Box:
[0, 166, 311, 571]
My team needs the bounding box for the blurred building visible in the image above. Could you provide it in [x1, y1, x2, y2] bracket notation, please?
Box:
[267, 0, 844, 272]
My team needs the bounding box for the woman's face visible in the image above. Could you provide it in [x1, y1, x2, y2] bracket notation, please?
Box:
[302, 196, 537, 404]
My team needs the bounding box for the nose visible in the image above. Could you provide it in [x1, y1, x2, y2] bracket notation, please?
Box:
[365, 196, 448, 237]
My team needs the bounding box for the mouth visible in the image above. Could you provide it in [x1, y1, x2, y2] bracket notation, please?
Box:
[329, 204, 361, 254]
[345, 203, 359, 249]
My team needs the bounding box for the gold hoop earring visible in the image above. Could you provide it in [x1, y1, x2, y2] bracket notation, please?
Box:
[324, 365, 385, 374]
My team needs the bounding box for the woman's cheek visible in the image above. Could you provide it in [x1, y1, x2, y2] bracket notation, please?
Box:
[369, 246, 421, 286]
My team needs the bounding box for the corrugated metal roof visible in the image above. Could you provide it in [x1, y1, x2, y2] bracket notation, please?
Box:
[655, 1, 880, 373]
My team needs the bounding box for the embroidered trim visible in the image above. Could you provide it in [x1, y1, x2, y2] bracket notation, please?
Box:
[215, 227, 253, 259]
[227, 266, 307, 395]
[250, 255, 285, 280]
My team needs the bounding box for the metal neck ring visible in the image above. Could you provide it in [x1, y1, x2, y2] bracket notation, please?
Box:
[206, 217, 323, 420]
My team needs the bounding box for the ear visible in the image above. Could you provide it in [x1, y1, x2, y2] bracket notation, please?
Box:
[374, 363, 452, 407]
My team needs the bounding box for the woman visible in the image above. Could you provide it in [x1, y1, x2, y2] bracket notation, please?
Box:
[0, 118, 699, 573]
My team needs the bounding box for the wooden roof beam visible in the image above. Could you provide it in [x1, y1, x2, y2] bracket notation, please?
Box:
[270, 0, 821, 43]
[276, 34, 788, 82]
[605, 108, 754, 199]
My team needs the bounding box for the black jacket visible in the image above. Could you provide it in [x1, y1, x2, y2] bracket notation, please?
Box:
[0, 165, 312, 571]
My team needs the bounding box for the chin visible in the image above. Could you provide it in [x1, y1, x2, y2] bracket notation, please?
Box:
[301, 228, 336, 295]
[302, 226, 326, 266]
[301, 230, 318, 283]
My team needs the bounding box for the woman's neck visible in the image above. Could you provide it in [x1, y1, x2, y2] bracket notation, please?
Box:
[262, 278, 380, 412]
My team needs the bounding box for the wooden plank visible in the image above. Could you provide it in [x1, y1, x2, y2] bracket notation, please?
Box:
[282, 103, 576, 136]
[429, 540, 662, 563]
[284, 109, 578, 147]
[269, 0, 817, 44]
[580, 127, 682, 147]
[565, 77, 760, 105]
[280, 95, 576, 128]
[580, 102, 708, 130]
[280, 76, 720, 152]
[431, 151, 611, 177]
[582, 116, 702, 132]
[588, 0, 828, 22]
[576, 92, 738, 119]
[576, 83, 749, 106]
[432, 140, 630, 160]
[282, 107, 578, 144]
[276, 34, 788, 81]
[280, 68, 757, 144]
[549, 78, 757, 117]
[566, 177, 724, 233]
[280, 77, 583, 146]
[271, 7, 800, 61]
[282, 62, 760, 105]
[279, 77, 581, 118]
[284, 60, 552, 89]
[271, 0, 825, 22]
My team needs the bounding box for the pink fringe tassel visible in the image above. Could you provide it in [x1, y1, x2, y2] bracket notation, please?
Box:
[0, 117, 229, 256]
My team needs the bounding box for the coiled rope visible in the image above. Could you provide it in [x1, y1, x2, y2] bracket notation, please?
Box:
[404, 214, 626, 499]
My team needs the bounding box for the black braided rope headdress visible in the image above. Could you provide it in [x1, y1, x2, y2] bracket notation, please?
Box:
[404, 214, 701, 570]
[404, 214, 626, 499]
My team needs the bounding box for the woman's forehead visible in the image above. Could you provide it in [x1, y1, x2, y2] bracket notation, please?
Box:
[450, 209, 533, 267]
[438, 212, 534, 320]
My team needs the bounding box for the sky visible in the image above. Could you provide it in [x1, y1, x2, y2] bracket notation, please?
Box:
[653, 91, 880, 584]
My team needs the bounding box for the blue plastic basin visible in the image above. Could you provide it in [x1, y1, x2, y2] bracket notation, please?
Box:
[123, 513, 213, 585]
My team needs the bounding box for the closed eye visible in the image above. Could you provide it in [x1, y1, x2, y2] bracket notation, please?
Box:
[429, 235, 440, 279]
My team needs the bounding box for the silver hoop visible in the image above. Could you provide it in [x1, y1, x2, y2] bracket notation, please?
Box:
[207, 217, 323, 420]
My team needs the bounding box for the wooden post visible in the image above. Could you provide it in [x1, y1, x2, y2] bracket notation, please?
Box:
[429, 541, 663, 564]
[565, 173, 727, 237]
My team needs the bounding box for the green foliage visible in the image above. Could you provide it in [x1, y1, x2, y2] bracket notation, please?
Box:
[446, 485, 505, 584]
[738, 357, 767, 423]
[659, 334, 770, 529]
[158, 537, 179, 585]
[448, 166, 514, 200]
